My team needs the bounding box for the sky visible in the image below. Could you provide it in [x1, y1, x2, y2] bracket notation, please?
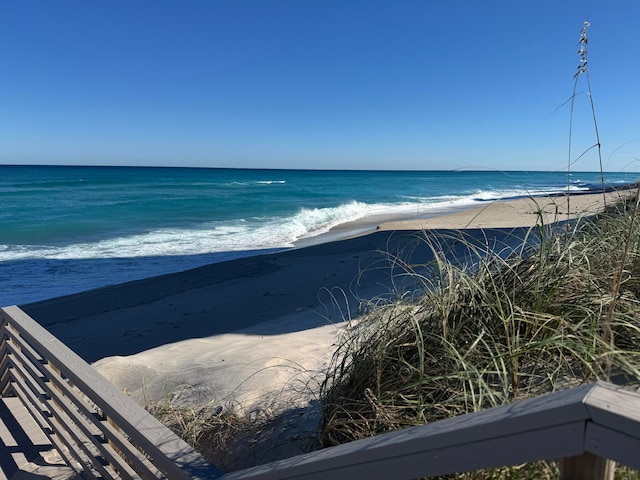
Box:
[0, 1, 639, 171]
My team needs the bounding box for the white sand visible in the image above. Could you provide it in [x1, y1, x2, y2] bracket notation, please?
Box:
[93, 311, 342, 413]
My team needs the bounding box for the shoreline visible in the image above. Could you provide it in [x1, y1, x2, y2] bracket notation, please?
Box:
[296, 187, 634, 247]
[4, 186, 634, 307]
[22, 189, 633, 363]
[19, 189, 634, 470]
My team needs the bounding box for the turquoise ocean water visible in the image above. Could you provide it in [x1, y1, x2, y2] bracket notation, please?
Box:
[1, 165, 637, 306]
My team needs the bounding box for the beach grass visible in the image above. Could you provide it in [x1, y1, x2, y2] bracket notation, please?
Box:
[146, 400, 267, 471]
[319, 192, 640, 477]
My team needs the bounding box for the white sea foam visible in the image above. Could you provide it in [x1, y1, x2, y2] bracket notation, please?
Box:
[226, 180, 286, 187]
[0, 199, 442, 261]
[0, 185, 598, 264]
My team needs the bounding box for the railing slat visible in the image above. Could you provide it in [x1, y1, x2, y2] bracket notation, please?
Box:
[5, 324, 165, 479]
[7, 342, 150, 480]
[219, 382, 640, 480]
[0, 343, 13, 396]
[5, 349, 114, 479]
[584, 382, 640, 439]
[236, 423, 584, 480]
[6, 369, 87, 477]
[0, 305, 222, 480]
[220, 402, 589, 480]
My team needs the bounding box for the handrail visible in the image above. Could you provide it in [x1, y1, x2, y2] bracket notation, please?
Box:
[219, 381, 640, 479]
[0, 305, 223, 479]
[2, 305, 639, 479]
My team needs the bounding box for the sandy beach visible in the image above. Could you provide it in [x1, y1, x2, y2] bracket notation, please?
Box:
[20, 189, 632, 470]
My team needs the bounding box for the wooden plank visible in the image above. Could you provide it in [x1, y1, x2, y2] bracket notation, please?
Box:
[584, 422, 640, 472]
[3, 397, 50, 448]
[1, 306, 222, 480]
[219, 382, 640, 480]
[4, 342, 49, 402]
[223, 385, 593, 480]
[6, 345, 124, 479]
[40, 396, 140, 479]
[0, 399, 22, 479]
[1, 326, 160, 478]
[0, 343, 13, 396]
[6, 322, 158, 479]
[6, 346, 115, 480]
[0, 398, 83, 480]
[4, 322, 45, 364]
[0, 319, 10, 396]
[0, 397, 56, 476]
[4, 327, 147, 480]
[5, 360, 55, 433]
[7, 369, 87, 476]
[222, 422, 585, 480]
[41, 367, 164, 479]
[584, 382, 640, 439]
[0, 412, 18, 448]
[582, 382, 640, 471]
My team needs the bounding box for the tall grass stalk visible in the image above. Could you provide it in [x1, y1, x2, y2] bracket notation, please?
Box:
[567, 21, 606, 218]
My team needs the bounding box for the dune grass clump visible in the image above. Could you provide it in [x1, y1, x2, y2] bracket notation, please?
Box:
[320, 194, 640, 467]
[146, 401, 263, 471]
[147, 393, 323, 471]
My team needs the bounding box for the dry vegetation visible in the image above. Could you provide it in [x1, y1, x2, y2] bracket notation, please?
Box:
[146, 401, 287, 472]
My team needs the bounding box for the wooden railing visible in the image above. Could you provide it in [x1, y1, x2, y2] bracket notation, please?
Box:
[219, 381, 640, 480]
[0, 305, 223, 479]
[2, 304, 640, 480]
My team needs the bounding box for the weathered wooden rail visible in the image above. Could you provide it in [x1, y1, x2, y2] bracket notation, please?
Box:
[2, 304, 640, 479]
[0, 305, 223, 479]
[219, 380, 640, 480]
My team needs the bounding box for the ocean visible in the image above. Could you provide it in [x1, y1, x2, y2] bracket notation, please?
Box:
[1, 165, 637, 306]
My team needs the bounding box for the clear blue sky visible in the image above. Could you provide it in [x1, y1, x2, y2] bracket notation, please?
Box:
[1, 1, 638, 171]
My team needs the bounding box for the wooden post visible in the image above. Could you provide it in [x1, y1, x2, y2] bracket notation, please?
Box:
[560, 452, 615, 480]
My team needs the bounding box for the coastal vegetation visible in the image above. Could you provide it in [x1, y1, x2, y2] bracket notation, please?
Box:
[319, 190, 640, 477]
